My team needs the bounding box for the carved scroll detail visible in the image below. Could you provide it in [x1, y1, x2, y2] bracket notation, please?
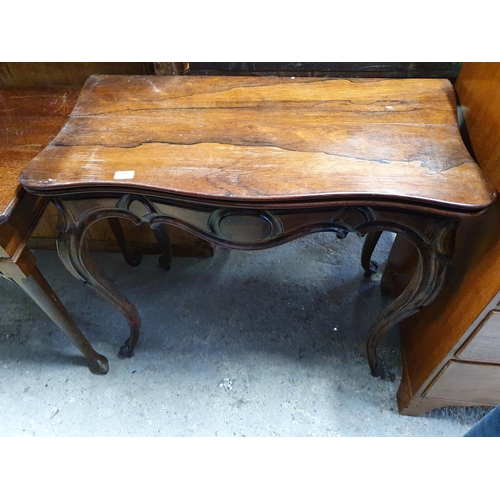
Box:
[52, 195, 459, 377]
[359, 219, 459, 380]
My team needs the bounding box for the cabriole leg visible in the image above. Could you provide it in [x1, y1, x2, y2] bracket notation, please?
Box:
[116, 194, 173, 271]
[54, 200, 142, 359]
[152, 224, 173, 271]
[364, 218, 458, 380]
[107, 218, 142, 267]
[361, 231, 383, 276]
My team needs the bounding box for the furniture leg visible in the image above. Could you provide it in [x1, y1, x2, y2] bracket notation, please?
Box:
[107, 218, 142, 267]
[0, 259, 108, 374]
[54, 200, 142, 359]
[361, 231, 383, 276]
[53, 196, 461, 380]
[116, 194, 173, 271]
[364, 219, 458, 380]
[152, 224, 173, 271]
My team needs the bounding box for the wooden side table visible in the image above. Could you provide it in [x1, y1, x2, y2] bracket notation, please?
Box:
[1, 86, 108, 373]
[19, 75, 496, 382]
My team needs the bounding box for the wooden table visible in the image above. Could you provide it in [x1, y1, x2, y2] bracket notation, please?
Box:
[1, 86, 108, 374]
[18, 75, 496, 380]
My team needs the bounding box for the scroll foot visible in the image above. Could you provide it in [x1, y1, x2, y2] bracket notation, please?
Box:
[370, 356, 395, 381]
[55, 201, 143, 368]
[118, 339, 137, 359]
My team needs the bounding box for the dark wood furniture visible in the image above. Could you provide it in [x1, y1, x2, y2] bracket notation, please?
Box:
[0, 86, 108, 373]
[19, 75, 495, 383]
[0, 63, 214, 260]
[380, 63, 500, 415]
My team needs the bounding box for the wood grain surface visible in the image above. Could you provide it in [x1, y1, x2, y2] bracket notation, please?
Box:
[383, 62, 500, 414]
[1, 84, 214, 257]
[457, 310, 500, 363]
[455, 63, 500, 191]
[423, 361, 500, 405]
[19, 76, 495, 213]
[0, 86, 80, 220]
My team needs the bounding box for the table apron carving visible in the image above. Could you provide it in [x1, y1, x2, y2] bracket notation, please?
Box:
[52, 194, 460, 380]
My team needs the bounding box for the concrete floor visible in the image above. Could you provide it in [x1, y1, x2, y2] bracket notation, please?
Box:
[0, 231, 492, 436]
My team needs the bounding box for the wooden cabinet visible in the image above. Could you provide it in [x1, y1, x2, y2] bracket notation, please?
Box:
[457, 309, 500, 364]
[421, 298, 500, 406]
[424, 361, 500, 406]
[383, 63, 500, 415]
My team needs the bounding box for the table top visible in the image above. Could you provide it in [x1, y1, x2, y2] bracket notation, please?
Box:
[19, 75, 495, 214]
[0, 86, 79, 222]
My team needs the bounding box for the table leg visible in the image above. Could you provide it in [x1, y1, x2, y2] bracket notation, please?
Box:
[107, 218, 143, 267]
[364, 218, 458, 380]
[361, 231, 383, 276]
[107, 218, 172, 271]
[54, 200, 142, 359]
[0, 258, 108, 374]
[152, 224, 173, 271]
[116, 194, 173, 271]
[52, 197, 460, 380]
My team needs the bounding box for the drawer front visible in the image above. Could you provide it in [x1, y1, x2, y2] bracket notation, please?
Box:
[424, 361, 500, 405]
[457, 311, 500, 363]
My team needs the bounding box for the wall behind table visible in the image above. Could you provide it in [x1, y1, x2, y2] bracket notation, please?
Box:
[0, 62, 154, 86]
[1, 62, 214, 258]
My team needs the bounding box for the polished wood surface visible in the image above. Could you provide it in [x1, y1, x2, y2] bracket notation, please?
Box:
[0, 84, 213, 257]
[0, 85, 110, 372]
[0, 86, 79, 220]
[20, 76, 494, 212]
[383, 62, 500, 415]
[455, 63, 500, 189]
[0, 81, 207, 373]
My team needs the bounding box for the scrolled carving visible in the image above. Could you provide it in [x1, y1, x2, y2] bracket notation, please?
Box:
[52, 193, 460, 380]
[329, 206, 380, 239]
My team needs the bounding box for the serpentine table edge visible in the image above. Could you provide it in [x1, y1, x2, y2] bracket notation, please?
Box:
[18, 75, 497, 382]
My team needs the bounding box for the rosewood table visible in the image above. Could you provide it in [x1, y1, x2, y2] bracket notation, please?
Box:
[18, 75, 496, 379]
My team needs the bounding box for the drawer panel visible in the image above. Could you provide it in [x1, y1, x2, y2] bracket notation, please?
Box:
[424, 361, 500, 405]
[457, 311, 500, 363]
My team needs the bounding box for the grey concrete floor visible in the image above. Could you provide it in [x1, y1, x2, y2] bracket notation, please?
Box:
[0, 231, 492, 436]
